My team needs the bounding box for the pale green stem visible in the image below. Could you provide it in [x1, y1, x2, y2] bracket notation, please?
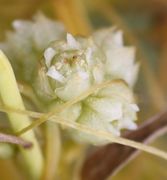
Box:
[42, 122, 61, 180]
[0, 51, 43, 179]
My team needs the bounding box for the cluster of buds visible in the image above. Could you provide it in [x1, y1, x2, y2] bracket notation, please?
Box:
[43, 29, 139, 144]
[0, 14, 139, 145]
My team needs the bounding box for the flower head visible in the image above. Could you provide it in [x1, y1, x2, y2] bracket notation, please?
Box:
[43, 31, 139, 144]
[0, 13, 65, 82]
[44, 33, 105, 101]
[0, 13, 139, 145]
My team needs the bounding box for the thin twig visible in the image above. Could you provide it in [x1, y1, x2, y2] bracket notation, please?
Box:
[0, 132, 32, 148]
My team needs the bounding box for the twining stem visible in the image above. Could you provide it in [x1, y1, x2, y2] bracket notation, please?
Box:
[0, 51, 43, 180]
[1, 104, 167, 161]
[11, 78, 167, 160]
[51, 117, 167, 161]
[51, 0, 92, 36]
[81, 109, 167, 180]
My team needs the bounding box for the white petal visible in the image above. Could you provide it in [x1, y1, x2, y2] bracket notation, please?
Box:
[85, 47, 93, 65]
[105, 47, 137, 86]
[78, 71, 89, 80]
[44, 47, 56, 67]
[93, 66, 104, 83]
[61, 103, 82, 122]
[86, 98, 123, 121]
[112, 30, 123, 47]
[130, 104, 139, 112]
[98, 82, 134, 103]
[121, 118, 137, 130]
[93, 27, 123, 48]
[66, 33, 80, 49]
[92, 27, 115, 45]
[71, 108, 120, 144]
[13, 21, 22, 30]
[46, 66, 65, 82]
[56, 75, 90, 101]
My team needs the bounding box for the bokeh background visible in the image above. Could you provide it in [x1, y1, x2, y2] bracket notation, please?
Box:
[0, 0, 167, 179]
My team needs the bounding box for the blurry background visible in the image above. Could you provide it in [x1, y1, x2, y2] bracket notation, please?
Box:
[0, 0, 167, 179]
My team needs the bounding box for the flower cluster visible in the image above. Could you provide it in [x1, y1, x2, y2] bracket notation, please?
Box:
[43, 29, 139, 144]
[0, 14, 65, 83]
[0, 14, 139, 145]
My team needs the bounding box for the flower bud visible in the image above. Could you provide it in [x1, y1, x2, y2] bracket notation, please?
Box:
[44, 33, 105, 101]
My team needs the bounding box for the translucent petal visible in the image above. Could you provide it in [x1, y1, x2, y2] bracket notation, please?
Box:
[56, 74, 90, 101]
[93, 27, 123, 48]
[85, 97, 123, 121]
[105, 47, 138, 86]
[71, 107, 120, 145]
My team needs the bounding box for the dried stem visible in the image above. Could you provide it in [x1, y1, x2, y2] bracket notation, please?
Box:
[0, 132, 32, 148]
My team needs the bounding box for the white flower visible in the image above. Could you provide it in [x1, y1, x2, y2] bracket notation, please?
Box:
[0, 13, 65, 82]
[44, 34, 105, 101]
[0, 14, 139, 144]
[93, 27, 139, 87]
[44, 31, 139, 145]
